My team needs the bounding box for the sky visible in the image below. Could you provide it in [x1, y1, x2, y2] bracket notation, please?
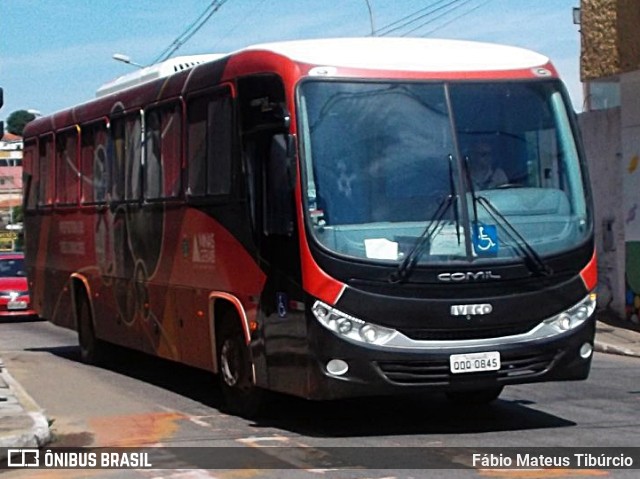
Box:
[1, 0, 583, 122]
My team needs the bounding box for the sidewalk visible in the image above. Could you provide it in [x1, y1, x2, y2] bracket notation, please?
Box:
[593, 308, 640, 358]
[0, 310, 639, 459]
[0, 357, 50, 461]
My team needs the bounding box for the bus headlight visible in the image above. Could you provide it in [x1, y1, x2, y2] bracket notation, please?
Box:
[312, 301, 396, 346]
[545, 293, 596, 332]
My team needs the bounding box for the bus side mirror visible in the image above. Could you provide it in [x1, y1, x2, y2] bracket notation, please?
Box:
[264, 134, 296, 236]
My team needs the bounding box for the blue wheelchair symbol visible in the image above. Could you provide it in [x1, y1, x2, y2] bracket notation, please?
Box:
[276, 292, 288, 318]
[473, 224, 498, 255]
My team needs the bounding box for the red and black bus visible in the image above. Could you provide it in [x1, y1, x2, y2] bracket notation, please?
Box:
[23, 38, 596, 415]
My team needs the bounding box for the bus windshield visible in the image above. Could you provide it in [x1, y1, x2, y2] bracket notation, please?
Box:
[298, 80, 590, 265]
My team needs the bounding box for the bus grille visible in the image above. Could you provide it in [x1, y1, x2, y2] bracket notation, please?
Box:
[376, 350, 558, 385]
[398, 321, 541, 341]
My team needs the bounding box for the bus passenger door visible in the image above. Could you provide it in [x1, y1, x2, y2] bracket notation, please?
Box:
[238, 75, 306, 394]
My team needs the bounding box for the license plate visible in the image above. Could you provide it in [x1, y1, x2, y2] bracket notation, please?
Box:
[7, 301, 28, 310]
[450, 351, 500, 374]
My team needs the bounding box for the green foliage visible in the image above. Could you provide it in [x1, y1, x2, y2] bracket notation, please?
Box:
[6, 110, 36, 136]
[10, 206, 23, 251]
[12, 205, 23, 223]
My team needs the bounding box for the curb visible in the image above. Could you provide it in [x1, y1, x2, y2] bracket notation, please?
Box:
[0, 363, 51, 461]
[594, 340, 640, 358]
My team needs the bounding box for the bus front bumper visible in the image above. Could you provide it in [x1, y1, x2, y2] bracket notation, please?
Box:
[299, 315, 595, 400]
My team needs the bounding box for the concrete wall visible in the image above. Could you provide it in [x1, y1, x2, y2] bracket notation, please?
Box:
[579, 0, 640, 321]
[619, 71, 640, 321]
[579, 108, 625, 315]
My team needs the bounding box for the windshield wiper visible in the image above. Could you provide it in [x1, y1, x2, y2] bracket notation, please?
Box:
[475, 196, 553, 276]
[460, 152, 551, 276]
[389, 194, 455, 283]
[389, 155, 459, 283]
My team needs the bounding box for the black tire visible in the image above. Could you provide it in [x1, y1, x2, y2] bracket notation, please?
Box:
[216, 313, 265, 418]
[77, 290, 107, 365]
[446, 386, 504, 405]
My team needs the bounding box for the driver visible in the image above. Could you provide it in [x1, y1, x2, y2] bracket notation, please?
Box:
[468, 142, 508, 189]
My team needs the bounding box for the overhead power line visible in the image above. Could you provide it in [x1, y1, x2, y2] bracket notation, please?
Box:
[401, 0, 475, 37]
[152, 0, 229, 64]
[420, 0, 493, 37]
[211, 0, 267, 50]
[375, 0, 459, 36]
[374, 0, 493, 38]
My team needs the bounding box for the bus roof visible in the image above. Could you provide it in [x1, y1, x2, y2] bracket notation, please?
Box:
[96, 38, 552, 98]
[25, 38, 555, 137]
[96, 54, 225, 97]
[243, 37, 551, 73]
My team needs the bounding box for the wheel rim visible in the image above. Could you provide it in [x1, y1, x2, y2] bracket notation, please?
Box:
[220, 339, 241, 387]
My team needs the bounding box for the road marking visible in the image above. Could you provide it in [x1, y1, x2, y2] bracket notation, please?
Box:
[236, 436, 291, 445]
[235, 435, 341, 472]
[187, 416, 214, 428]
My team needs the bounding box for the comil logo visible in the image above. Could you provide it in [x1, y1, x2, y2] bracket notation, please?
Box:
[437, 271, 502, 282]
[8, 449, 40, 467]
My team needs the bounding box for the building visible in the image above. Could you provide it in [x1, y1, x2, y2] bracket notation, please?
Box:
[0, 132, 23, 249]
[578, 0, 640, 321]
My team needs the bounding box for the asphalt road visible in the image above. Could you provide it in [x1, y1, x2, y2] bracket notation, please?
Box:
[1, 318, 639, 478]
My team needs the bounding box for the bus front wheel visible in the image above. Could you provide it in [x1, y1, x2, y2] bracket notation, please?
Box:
[217, 314, 265, 418]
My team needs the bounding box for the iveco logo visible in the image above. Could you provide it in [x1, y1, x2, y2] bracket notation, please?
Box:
[437, 271, 502, 282]
[450, 303, 493, 316]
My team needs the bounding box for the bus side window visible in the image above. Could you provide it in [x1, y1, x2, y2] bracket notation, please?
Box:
[186, 86, 233, 198]
[207, 96, 232, 196]
[145, 110, 162, 199]
[110, 117, 126, 202]
[125, 113, 142, 201]
[163, 104, 182, 198]
[109, 112, 142, 202]
[80, 122, 109, 204]
[186, 97, 207, 196]
[144, 102, 182, 200]
[38, 135, 54, 207]
[55, 128, 79, 206]
[237, 74, 288, 236]
[23, 140, 38, 210]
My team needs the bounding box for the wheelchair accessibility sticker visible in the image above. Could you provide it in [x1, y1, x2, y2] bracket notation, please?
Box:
[473, 223, 498, 255]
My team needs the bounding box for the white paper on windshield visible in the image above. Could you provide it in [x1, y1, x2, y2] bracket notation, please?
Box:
[364, 238, 399, 260]
[430, 224, 466, 256]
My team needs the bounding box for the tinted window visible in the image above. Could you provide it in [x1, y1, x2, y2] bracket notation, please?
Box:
[187, 87, 233, 197]
[0, 257, 25, 277]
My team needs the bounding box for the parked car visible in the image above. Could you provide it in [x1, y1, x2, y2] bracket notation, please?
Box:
[0, 253, 37, 320]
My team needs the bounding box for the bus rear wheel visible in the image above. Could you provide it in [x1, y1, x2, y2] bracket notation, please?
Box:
[77, 291, 107, 365]
[217, 314, 265, 418]
[446, 386, 504, 404]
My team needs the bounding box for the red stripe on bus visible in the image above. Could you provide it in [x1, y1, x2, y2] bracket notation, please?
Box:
[580, 251, 597, 292]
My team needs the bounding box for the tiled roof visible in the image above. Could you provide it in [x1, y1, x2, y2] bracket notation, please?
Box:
[1, 132, 22, 142]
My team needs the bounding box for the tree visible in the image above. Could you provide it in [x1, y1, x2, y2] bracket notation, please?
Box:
[6, 110, 36, 136]
[11, 205, 23, 224]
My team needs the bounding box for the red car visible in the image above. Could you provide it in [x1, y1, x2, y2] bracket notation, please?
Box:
[0, 253, 37, 320]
